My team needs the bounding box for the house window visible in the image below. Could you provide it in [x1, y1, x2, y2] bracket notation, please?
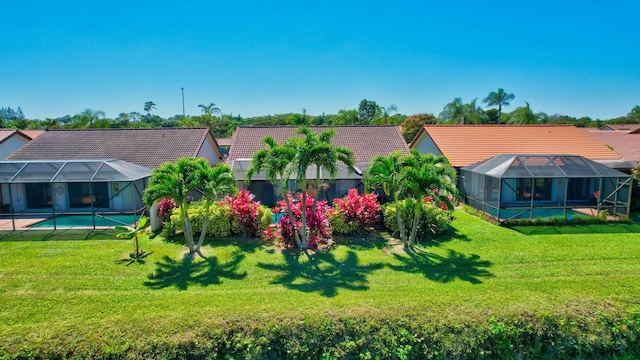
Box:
[26, 183, 51, 209]
[68, 183, 109, 208]
[516, 178, 552, 201]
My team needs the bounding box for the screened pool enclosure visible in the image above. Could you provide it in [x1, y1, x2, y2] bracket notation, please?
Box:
[0, 160, 151, 230]
[459, 155, 632, 221]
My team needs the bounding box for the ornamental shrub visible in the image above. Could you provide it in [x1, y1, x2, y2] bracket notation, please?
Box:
[274, 192, 330, 249]
[329, 188, 381, 235]
[383, 198, 452, 243]
[224, 190, 273, 237]
[157, 198, 176, 223]
[169, 202, 233, 238]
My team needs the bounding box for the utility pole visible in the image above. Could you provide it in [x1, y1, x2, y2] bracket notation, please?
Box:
[181, 87, 185, 119]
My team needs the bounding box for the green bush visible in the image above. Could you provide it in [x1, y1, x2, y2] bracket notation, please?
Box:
[383, 199, 452, 242]
[327, 210, 358, 235]
[169, 202, 233, 238]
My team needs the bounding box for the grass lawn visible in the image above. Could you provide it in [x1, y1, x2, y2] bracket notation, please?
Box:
[2, 211, 640, 358]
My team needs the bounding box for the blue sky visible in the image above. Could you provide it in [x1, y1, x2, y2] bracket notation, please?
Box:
[2, 1, 639, 120]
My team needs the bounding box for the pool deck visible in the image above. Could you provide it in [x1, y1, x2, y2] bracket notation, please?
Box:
[0, 217, 48, 230]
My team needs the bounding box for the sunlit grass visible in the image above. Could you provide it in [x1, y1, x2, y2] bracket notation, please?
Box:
[1, 210, 640, 355]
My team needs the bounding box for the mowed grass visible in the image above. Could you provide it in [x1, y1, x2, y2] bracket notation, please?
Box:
[1, 211, 640, 353]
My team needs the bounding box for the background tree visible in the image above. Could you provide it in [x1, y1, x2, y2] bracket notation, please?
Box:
[627, 105, 640, 123]
[357, 99, 379, 124]
[507, 102, 539, 124]
[144, 101, 156, 117]
[482, 88, 515, 122]
[73, 109, 105, 128]
[198, 103, 222, 127]
[438, 98, 466, 124]
[375, 104, 399, 125]
[334, 109, 358, 125]
[400, 113, 437, 143]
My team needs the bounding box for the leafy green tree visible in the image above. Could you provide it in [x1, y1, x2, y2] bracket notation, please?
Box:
[438, 98, 465, 124]
[144, 101, 156, 116]
[507, 102, 539, 124]
[627, 105, 640, 122]
[400, 151, 457, 249]
[42, 118, 59, 130]
[246, 136, 302, 247]
[400, 113, 437, 143]
[144, 158, 235, 257]
[632, 163, 640, 184]
[375, 104, 399, 125]
[334, 109, 358, 125]
[198, 103, 222, 127]
[73, 109, 105, 128]
[357, 99, 379, 124]
[364, 151, 408, 247]
[482, 88, 515, 122]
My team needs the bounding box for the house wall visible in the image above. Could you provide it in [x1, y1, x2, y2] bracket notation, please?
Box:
[411, 133, 442, 156]
[0, 135, 29, 160]
[197, 136, 222, 165]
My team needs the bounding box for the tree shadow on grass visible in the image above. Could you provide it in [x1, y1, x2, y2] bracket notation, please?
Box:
[389, 248, 493, 284]
[162, 233, 265, 254]
[258, 250, 384, 297]
[144, 251, 247, 290]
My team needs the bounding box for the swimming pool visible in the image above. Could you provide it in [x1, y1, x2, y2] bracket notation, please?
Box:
[29, 214, 140, 228]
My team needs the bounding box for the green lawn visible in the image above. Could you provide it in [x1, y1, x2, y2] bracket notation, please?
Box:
[2, 211, 640, 358]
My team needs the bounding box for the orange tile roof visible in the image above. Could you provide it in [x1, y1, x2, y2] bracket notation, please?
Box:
[413, 125, 622, 167]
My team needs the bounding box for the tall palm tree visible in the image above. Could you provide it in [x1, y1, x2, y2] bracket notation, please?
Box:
[364, 151, 408, 247]
[198, 103, 221, 127]
[190, 159, 236, 253]
[482, 88, 515, 123]
[401, 151, 457, 248]
[246, 136, 302, 247]
[438, 98, 466, 124]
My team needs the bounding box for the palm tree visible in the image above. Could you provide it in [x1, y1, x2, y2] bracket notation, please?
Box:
[285, 126, 355, 250]
[482, 88, 515, 123]
[246, 136, 302, 247]
[400, 151, 457, 249]
[75, 109, 105, 128]
[198, 103, 221, 127]
[144, 157, 234, 257]
[364, 151, 408, 247]
[438, 98, 466, 124]
[507, 101, 538, 124]
[190, 159, 236, 254]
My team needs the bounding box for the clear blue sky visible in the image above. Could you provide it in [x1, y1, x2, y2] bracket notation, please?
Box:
[2, 1, 639, 120]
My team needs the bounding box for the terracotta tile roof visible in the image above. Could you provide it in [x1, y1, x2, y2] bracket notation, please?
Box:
[581, 128, 640, 161]
[228, 126, 410, 167]
[6, 128, 219, 169]
[18, 130, 45, 140]
[216, 138, 232, 146]
[412, 125, 622, 167]
[0, 130, 19, 143]
[598, 124, 640, 132]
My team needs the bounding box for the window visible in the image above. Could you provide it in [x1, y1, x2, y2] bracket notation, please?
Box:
[26, 183, 51, 209]
[68, 182, 109, 208]
[516, 178, 552, 201]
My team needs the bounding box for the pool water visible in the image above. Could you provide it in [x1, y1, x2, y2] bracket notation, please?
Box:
[29, 214, 139, 228]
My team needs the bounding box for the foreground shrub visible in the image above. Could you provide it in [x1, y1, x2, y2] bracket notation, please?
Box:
[329, 188, 381, 235]
[225, 189, 273, 237]
[7, 310, 640, 359]
[274, 192, 330, 249]
[383, 198, 452, 243]
[169, 202, 233, 238]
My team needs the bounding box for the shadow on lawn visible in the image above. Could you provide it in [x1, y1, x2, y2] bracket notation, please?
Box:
[258, 250, 384, 297]
[509, 223, 640, 236]
[0, 229, 121, 242]
[389, 248, 493, 284]
[144, 251, 247, 290]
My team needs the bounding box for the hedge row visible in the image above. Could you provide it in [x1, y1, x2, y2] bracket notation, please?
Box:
[4, 309, 640, 359]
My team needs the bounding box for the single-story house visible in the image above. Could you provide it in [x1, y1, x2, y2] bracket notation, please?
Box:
[0, 129, 43, 160]
[227, 125, 410, 207]
[409, 125, 632, 218]
[2, 128, 223, 229]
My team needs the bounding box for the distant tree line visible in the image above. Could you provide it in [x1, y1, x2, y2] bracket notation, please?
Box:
[2, 91, 639, 143]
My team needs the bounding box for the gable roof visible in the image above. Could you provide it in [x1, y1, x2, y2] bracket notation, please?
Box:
[411, 125, 622, 167]
[6, 128, 222, 169]
[581, 128, 640, 161]
[598, 124, 640, 132]
[228, 126, 410, 167]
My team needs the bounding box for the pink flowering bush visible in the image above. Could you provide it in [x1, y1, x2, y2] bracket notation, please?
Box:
[273, 192, 330, 249]
[224, 189, 272, 237]
[157, 198, 176, 222]
[329, 189, 381, 235]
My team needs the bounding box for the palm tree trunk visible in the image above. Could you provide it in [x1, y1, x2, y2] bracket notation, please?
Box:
[408, 202, 421, 249]
[195, 200, 210, 253]
[394, 193, 408, 248]
[282, 191, 302, 248]
[311, 168, 321, 215]
[181, 206, 196, 254]
[300, 182, 308, 250]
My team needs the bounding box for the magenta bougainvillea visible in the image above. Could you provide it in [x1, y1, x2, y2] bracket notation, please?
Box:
[273, 192, 330, 249]
[331, 188, 381, 233]
[225, 189, 260, 236]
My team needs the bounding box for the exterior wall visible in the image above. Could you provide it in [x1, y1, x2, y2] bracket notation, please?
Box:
[197, 136, 222, 165]
[411, 133, 442, 156]
[0, 135, 29, 160]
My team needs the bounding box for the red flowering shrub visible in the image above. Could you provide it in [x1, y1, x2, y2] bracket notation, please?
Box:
[329, 189, 381, 235]
[224, 189, 272, 237]
[274, 192, 330, 249]
[157, 198, 176, 222]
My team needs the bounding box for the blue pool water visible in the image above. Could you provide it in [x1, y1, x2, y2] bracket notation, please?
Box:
[29, 214, 139, 228]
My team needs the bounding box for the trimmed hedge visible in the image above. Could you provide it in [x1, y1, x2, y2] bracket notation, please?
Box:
[3, 309, 640, 359]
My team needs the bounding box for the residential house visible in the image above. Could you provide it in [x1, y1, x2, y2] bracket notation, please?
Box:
[0, 129, 43, 160]
[227, 126, 410, 207]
